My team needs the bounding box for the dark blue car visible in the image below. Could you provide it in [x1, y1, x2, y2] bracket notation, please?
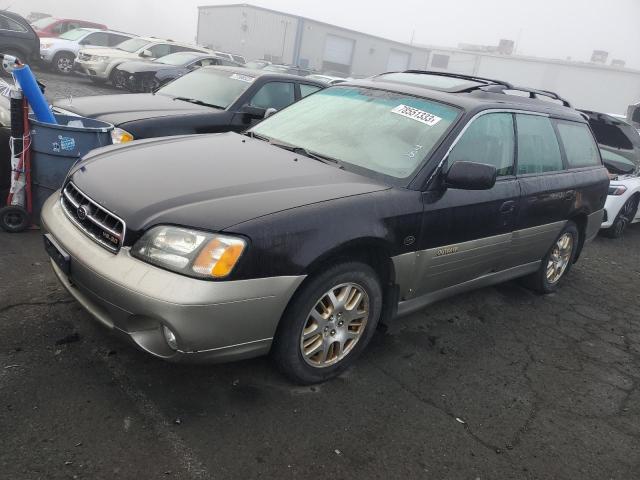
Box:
[113, 51, 241, 92]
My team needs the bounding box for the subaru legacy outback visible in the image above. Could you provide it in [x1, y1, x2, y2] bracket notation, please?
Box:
[41, 71, 609, 384]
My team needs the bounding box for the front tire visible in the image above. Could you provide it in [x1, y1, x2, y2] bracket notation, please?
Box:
[523, 221, 579, 294]
[272, 262, 382, 384]
[603, 195, 639, 239]
[52, 52, 75, 75]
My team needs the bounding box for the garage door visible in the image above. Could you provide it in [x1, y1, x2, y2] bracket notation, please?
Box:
[323, 34, 355, 66]
[387, 50, 411, 71]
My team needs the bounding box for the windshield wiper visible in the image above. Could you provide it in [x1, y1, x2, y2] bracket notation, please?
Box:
[272, 142, 343, 168]
[172, 97, 223, 109]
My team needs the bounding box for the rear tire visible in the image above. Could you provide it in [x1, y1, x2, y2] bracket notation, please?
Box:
[523, 221, 579, 294]
[603, 195, 639, 239]
[0, 205, 30, 233]
[271, 262, 382, 384]
[52, 52, 75, 75]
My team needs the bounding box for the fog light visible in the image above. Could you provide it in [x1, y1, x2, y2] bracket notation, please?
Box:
[162, 326, 178, 351]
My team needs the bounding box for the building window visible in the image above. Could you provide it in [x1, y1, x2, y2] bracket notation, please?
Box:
[431, 54, 450, 69]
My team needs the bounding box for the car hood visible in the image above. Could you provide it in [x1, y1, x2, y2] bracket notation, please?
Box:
[117, 61, 177, 74]
[53, 93, 214, 125]
[68, 132, 389, 233]
[78, 47, 140, 60]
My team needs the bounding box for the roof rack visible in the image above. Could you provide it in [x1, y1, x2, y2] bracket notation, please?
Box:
[477, 84, 572, 107]
[396, 70, 572, 108]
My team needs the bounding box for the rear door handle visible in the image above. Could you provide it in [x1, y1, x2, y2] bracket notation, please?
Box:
[500, 201, 516, 214]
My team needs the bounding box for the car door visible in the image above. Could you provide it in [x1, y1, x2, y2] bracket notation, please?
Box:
[511, 113, 576, 264]
[0, 14, 33, 54]
[412, 111, 521, 297]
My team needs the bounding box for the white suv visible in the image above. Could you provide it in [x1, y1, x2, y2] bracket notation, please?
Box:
[583, 110, 640, 237]
[40, 28, 135, 74]
[75, 36, 210, 85]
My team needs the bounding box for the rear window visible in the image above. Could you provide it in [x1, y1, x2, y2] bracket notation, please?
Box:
[556, 121, 601, 168]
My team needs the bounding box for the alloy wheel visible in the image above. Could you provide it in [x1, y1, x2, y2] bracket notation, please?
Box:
[57, 56, 73, 74]
[300, 283, 369, 368]
[546, 233, 574, 284]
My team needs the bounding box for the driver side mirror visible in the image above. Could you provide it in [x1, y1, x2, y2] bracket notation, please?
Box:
[264, 107, 277, 119]
[241, 104, 267, 119]
[444, 161, 497, 190]
[140, 49, 153, 58]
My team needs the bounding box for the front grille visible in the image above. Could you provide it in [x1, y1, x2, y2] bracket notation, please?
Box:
[61, 183, 126, 253]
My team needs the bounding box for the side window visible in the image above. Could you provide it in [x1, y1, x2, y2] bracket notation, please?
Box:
[108, 34, 130, 47]
[516, 114, 564, 175]
[300, 84, 322, 98]
[169, 45, 196, 54]
[448, 113, 515, 176]
[250, 82, 296, 110]
[147, 44, 172, 58]
[81, 32, 110, 46]
[197, 58, 220, 67]
[0, 15, 27, 32]
[556, 121, 601, 168]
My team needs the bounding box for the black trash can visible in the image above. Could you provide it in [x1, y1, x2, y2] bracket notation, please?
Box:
[29, 114, 114, 223]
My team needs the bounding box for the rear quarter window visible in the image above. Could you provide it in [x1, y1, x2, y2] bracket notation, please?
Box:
[556, 121, 601, 168]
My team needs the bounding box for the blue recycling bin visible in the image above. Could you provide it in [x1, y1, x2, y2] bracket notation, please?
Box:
[29, 114, 114, 224]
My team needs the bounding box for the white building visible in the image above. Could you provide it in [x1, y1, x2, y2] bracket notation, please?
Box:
[197, 3, 640, 114]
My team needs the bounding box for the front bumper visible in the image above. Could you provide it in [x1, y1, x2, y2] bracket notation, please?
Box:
[74, 58, 110, 79]
[40, 48, 55, 63]
[41, 193, 305, 363]
[602, 193, 630, 228]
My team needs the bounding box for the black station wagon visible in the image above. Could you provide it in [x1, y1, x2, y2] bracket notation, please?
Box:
[41, 71, 609, 384]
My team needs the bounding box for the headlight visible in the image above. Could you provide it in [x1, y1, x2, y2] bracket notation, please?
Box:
[608, 185, 628, 196]
[132, 226, 247, 279]
[91, 55, 110, 62]
[111, 127, 134, 144]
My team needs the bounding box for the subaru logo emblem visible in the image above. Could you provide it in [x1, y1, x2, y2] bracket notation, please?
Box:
[77, 206, 87, 220]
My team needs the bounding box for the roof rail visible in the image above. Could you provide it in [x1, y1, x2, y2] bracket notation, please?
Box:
[389, 70, 572, 108]
[401, 70, 514, 88]
[478, 84, 572, 107]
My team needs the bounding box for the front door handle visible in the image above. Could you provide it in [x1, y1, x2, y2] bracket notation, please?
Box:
[500, 201, 516, 214]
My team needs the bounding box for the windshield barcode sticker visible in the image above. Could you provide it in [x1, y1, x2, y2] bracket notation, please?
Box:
[391, 105, 442, 126]
[230, 73, 255, 83]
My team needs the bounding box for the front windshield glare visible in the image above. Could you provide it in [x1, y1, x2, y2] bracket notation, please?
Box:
[59, 28, 89, 41]
[157, 68, 255, 109]
[117, 38, 150, 53]
[251, 87, 460, 178]
[158, 52, 200, 65]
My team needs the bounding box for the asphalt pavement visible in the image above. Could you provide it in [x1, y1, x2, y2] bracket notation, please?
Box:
[1, 72, 640, 480]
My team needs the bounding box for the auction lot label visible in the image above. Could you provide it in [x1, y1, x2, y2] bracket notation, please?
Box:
[391, 104, 442, 126]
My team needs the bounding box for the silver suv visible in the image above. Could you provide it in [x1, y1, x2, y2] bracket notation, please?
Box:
[75, 36, 210, 85]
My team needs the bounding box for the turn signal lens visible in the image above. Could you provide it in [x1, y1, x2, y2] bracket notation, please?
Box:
[111, 127, 134, 144]
[192, 236, 246, 278]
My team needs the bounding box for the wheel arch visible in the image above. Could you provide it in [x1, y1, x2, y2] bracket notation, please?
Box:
[568, 211, 589, 262]
[295, 237, 399, 326]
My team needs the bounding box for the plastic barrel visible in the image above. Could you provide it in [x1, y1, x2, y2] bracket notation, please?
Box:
[29, 114, 114, 223]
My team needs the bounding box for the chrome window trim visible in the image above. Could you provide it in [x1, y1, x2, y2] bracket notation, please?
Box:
[427, 108, 550, 187]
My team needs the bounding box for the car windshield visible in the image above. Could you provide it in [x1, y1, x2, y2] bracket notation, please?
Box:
[156, 68, 256, 109]
[117, 38, 151, 53]
[251, 86, 460, 179]
[157, 52, 200, 65]
[58, 28, 91, 41]
[31, 17, 58, 29]
[600, 148, 639, 175]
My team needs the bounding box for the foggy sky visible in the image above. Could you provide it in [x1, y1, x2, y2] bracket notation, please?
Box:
[10, 0, 640, 68]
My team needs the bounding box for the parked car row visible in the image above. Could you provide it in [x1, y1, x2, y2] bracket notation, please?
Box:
[39, 70, 618, 384]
